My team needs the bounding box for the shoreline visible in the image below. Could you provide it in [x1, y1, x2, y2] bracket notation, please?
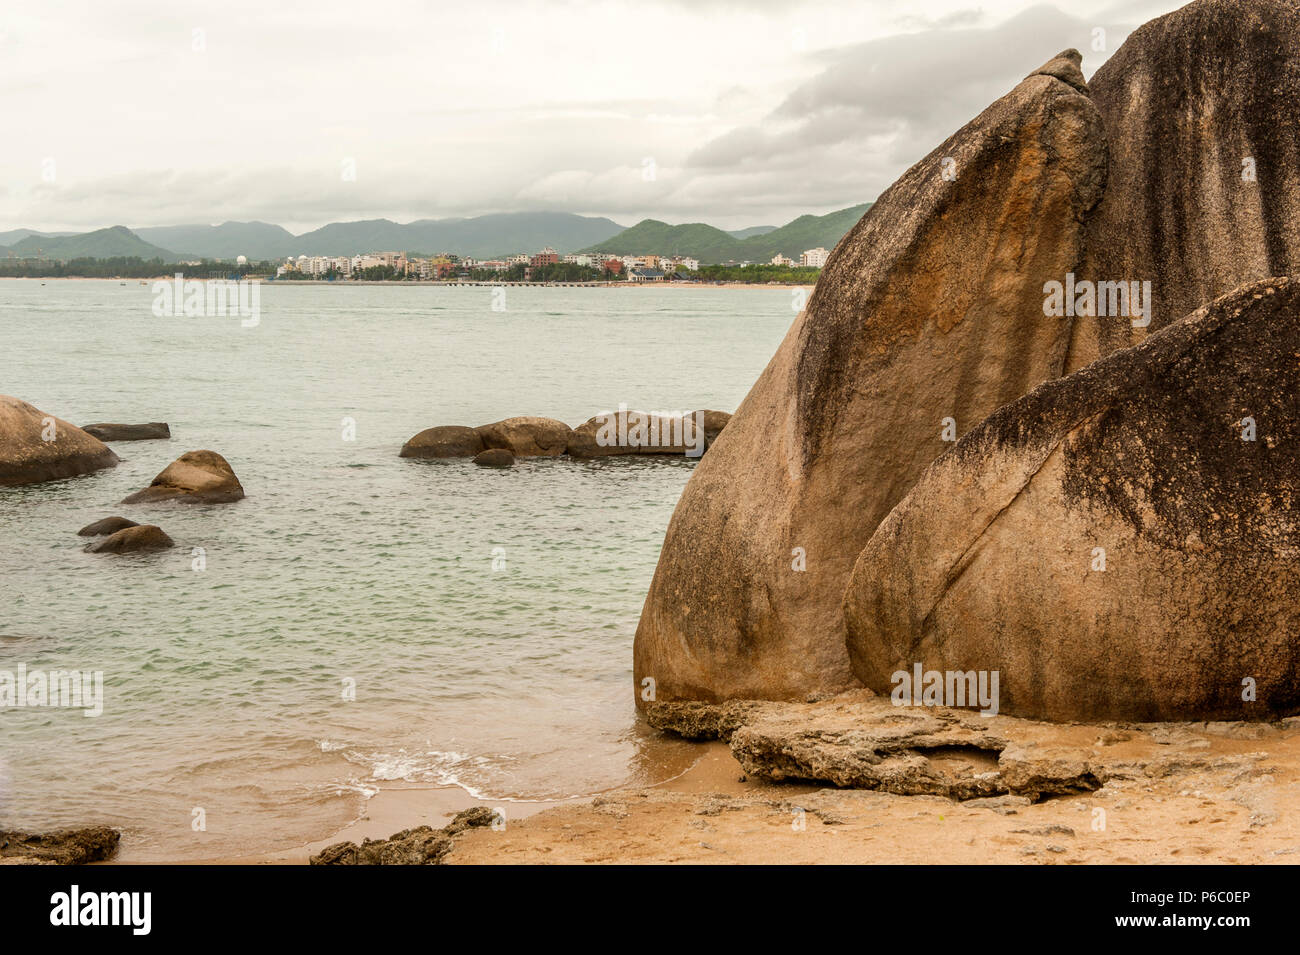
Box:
[111, 699, 1300, 865]
[1, 276, 815, 290]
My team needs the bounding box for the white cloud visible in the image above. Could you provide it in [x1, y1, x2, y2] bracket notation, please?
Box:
[0, 0, 1189, 233]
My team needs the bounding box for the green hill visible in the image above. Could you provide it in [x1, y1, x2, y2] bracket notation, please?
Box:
[582, 203, 871, 264]
[5, 226, 179, 262]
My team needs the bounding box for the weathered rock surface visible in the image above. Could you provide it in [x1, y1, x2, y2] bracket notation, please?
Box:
[1074, 0, 1300, 364]
[844, 278, 1300, 722]
[310, 807, 496, 865]
[121, 450, 244, 504]
[635, 53, 1108, 705]
[81, 422, 171, 441]
[399, 425, 484, 459]
[566, 410, 705, 458]
[0, 827, 120, 864]
[77, 516, 139, 537]
[472, 448, 515, 468]
[85, 524, 174, 554]
[0, 395, 119, 487]
[475, 416, 572, 457]
[645, 691, 1270, 801]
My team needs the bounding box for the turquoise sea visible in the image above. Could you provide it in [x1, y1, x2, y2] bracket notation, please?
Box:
[0, 279, 795, 860]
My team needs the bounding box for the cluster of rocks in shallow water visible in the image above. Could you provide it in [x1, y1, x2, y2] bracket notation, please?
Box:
[0, 393, 247, 555]
[401, 410, 732, 468]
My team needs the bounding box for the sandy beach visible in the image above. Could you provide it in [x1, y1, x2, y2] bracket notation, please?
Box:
[150, 697, 1300, 866]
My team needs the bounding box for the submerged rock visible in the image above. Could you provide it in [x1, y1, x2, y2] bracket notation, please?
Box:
[310, 807, 496, 865]
[399, 425, 484, 459]
[475, 416, 572, 457]
[121, 450, 244, 504]
[0, 827, 120, 865]
[0, 395, 119, 487]
[843, 278, 1300, 722]
[635, 52, 1108, 705]
[85, 524, 174, 554]
[472, 448, 515, 468]
[77, 516, 139, 537]
[81, 422, 171, 441]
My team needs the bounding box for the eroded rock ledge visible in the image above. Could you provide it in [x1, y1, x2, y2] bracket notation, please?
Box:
[309, 806, 496, 865]
[645, 691, 1291, 802]
[0, 827, 121, 865]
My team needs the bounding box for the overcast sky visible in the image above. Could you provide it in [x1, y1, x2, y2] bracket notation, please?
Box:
[1, 0, 1188, 234]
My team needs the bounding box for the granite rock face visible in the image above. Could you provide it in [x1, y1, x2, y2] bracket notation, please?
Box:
[634, 53, 1108, 705]
[844, 278, 1300, 722]
[1074, 0, 1300, 366]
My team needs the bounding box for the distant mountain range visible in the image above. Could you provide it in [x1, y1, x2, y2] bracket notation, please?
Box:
[0, 205, 870, 264]
[582, 204, 871, 263]
[2, 226, 178, 261]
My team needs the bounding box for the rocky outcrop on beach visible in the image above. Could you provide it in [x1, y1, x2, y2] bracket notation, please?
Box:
[475, 416, 572, 457]
[0, 827, 120, 865]
[77, 516, 139, 537]
[399, 425, 484, 459]
[84, 523, 175, 554]
[472, 448, 516, 468]
[121, 450, 244, 504]
[634, 51, 1109, 705]
[451, 701, 1297, 864]
[0, 395, 119, 487]
[645, 690, 1290, 801]
[81, 422, 171, 442]
[1073, 0, 1300, 360]
[844, 278, 1300, 722]
[634, 0, 1300, 714]
[310, 807, 496, 865]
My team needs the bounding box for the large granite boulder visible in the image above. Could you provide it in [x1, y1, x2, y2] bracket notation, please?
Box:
[1071, 0, 1300, 368]
[121, 450, 244, 504]
[634, 53, 1108, 704]
[0, 396, 119, 486]
[85, 524, 175, 554]
[843, 278, 1300, 722]
[399, 425, 484, 459]
[81, 422, 170, 441]
[475, 416, 572, 457]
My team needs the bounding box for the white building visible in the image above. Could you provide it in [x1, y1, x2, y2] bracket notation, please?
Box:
[800, 247, 830, 267]
[771, 254, 795, 267]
